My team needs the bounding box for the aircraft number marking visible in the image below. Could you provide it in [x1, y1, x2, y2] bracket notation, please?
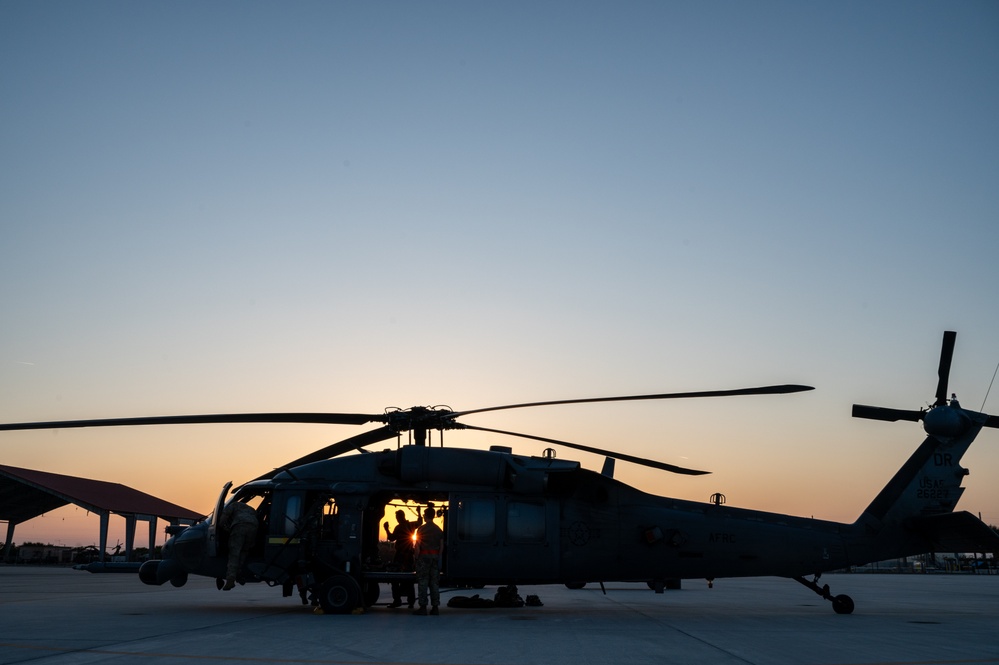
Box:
[917, 475, 950, 499]
[933, 453, 953, 466]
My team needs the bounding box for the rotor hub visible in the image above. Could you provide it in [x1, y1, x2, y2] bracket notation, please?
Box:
[923, 404, 971, 439]
[383, 406, 457, 433]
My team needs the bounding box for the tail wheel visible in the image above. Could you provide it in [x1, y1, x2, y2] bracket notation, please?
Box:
[318, 574, 361, 614]
[832, 594, 855, 615]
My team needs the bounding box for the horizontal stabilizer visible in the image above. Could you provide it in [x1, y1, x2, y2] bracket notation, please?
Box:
[907, 511, 999, 553]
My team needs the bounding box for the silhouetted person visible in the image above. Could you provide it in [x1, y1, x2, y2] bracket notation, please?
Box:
[219, 500, 258, 590]
[384, 509, 420, 607]
[412, 507, 444, 615]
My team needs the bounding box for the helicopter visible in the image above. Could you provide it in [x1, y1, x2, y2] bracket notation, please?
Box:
[1, 331, 996, 615]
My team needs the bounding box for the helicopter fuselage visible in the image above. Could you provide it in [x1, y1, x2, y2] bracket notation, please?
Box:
[139, 440, 949, 610]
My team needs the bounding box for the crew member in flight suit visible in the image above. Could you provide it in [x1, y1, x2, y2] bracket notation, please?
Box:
[384, 509, 421, 607]
[219, 500, 258, 591]
[412, 506, 444, 615]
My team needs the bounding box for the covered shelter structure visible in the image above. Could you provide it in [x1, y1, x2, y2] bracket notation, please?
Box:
[0, 464, 201, 563]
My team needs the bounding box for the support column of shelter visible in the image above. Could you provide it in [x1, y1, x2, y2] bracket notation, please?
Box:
[124, 515, 136, 561]
[123, 514, 158, 560]
[147, 516, 157, 556]
[99, 511, 109, 562]
[3, 521, 16, 563]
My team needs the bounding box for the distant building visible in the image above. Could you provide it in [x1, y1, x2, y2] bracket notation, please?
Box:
[16, 544, 74, 565]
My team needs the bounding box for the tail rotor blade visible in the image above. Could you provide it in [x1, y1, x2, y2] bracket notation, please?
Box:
[935, 330, 957, 406]
[852, 405, 923, 423]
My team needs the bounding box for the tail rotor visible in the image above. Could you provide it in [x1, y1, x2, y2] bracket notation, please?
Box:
[852, 331, 999, 435]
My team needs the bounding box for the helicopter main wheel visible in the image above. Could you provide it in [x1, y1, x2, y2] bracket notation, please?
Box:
[317, 574, 361, 614]
[832, 594, 854, 615]
[565, 581, 586, 589]
[362, 581, 380, 607]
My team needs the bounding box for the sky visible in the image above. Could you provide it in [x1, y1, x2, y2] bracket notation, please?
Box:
[1, 1, 997, 549]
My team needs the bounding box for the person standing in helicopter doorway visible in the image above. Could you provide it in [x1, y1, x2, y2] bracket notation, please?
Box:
[384, 508, 421, 607]
[219, 499, 258, 591]
[412, 506, 444, 615]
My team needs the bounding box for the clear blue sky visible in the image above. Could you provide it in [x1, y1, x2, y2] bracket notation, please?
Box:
[2, 1, 997, 547]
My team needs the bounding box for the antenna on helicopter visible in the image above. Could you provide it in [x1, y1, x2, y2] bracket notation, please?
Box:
[981, 361, 999, 411]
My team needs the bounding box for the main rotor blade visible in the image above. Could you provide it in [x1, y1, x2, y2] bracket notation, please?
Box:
[451, 384, 813, 420]
[461, 424, 710, 475]
[935, 330, 957, 407]
[852, 405, 923, 423]
[0, 412, 380, 431]
[257, 425, 399, 480]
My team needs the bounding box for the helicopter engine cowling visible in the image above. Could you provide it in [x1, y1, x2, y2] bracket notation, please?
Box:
[398, 446, 513, 487]
[923, 406, 971, 439]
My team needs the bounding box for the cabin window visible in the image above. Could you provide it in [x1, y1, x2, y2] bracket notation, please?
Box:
[457, 498, 495, 542]
[283, 494, 303, 536]
[320, 498, 338, 539]
[507, 501, 545, 543]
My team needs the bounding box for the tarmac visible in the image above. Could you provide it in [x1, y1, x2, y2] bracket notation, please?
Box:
[0, 566, 997, 665]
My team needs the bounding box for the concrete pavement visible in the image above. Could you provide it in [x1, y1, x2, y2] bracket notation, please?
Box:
[0, 566, 996, 664]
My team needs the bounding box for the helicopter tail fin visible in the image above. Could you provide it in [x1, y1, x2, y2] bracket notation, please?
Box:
[860, 421, 979, 527]
[859, 433, 970, 526]
[855, 408, 994, 551]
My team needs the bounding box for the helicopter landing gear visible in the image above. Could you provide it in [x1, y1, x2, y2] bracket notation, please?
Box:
[645, 579, 681, 593]
[793, 575, 854, 614]
[317, 574, 362, 614]
[362, 580, 380, 607]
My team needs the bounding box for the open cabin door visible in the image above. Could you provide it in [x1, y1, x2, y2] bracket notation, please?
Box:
[207, 481, 233, 557]
[446, 493, 558, 583]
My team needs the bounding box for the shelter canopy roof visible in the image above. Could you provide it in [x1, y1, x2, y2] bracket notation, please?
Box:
[0, 464, 202, 524]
